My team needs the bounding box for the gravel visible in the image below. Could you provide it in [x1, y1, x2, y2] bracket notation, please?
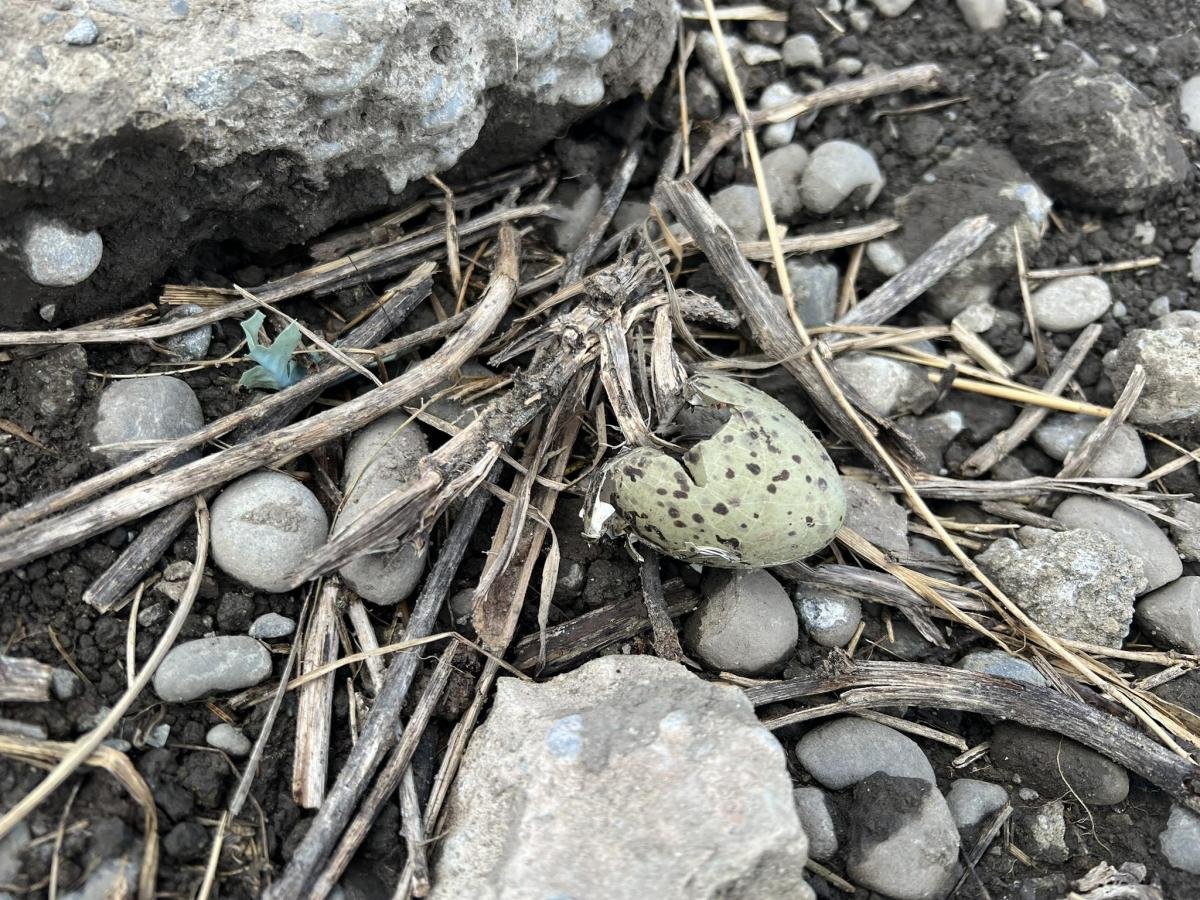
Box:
[1053, 496, 1181, 593]
[975, 525, 1145, 647]
[1029, 275, 1112, 332]
[1105, 327, 1200, 438]
[206, 723, 252, 756]
[799, 141, 883, 214]
[955, 649, 1046, 687]
[945, 778, 1009, 832]
[19, 215, 103, 286]
[793, 787, 838, 860]
[782, 33, 822, 69]
[871, 0, 917, 16]
[794, 589, 862, 648]
[248, 612, 297, 640]
[153, 636, 273, 702]
[990, 723, 1129, 805]
[160, 304, 213, 361]
[842, 479, 908, 552]
[956, 0, 1007, 31]
[210, 471, 329, 594]
[783, 259, 838, 326]
[867, 239, 906, 276]
[683, 569, 798, 675]
[759, 82, 799, 148]
[92, 375, 204, 467]
[430, 655, 813, 899]
[762, 144, 809, 220]
[1032, 413, 1146, 478]
[1135, 576, 1200, 654]
[1168, 499, 1200, 561]
[1159, 805, 1200, 874]
[833, 353, 936, 418]
[900, 410, 966, 474]
[710, 184, 765, 241]
[795, 717, 935, 789]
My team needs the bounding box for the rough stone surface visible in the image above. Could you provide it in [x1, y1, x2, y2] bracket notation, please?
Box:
[1053, 496, 1181, 593]
[793, 787, 838, 860]
[894, 145, 1049, 317]
[762, 144, 809, 220]
[1135, 576, 1200, 654]
[1015, 801, 1069, 863]
[841, 479, 908, 552]
[160, 303, 214, 361]
[206, 723, 252, 757]
[210, 471, 329, 594]
[249, 612, 297, 640]
[794, 589, 862, 648]
[153, 636, 273, 702]
[1159, 804, 1200, 874]
[19, 215, 103, 287]
[956, 650, 1046, 687]
[846, 774, 960, 900]
[975, 526, 1146, 647]
[833, 353, 937, 418]
[799, 141, 883, 214]
[1012, 68, 1190, 213]
[430, 655, 813, 900]
[1033, 413, 1145, 478]
[335, 412, 429, 605]
[1030, 275, 1112, 332]
[16, 343, 88, 423]
[795, 718, 935, 789]
[92, 375, 204, 466]
[946, 778, 1009, 831]
[1182, 76, 1200, 135]
[684, 569, 798, 675]
[900, 410, 966, 474]
[0, 0, 677, 325]
[783, 259, 838, 327]
[990, 723, 1129, 806]
[710, 184, 765, 241]
[1168, 499, 1200, 562]
[1105, 327, 1200, 437]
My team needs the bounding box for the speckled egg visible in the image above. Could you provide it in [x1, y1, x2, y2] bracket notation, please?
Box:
[604, 373, 846, 567]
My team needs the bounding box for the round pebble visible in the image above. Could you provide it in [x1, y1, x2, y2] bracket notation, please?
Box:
[866, 239, 906, 276]
[871, 0, 917, 15]
[710, 184, 765, 241]
[683, 569, 798, 675]
[795, 590, 861, 648]
[759, 82, 798, 148]
[957, 0, 1007, 31]
[21, 215, 103, 286]
[762, 144, 808, 220]
[1030, 276, 1111, 332]
[206, 723, 252, 756]
[795, 717, 935, 789]
[153, 636, 272, 702]
[956, 649, 1046, 687]
[1135, 576, 1200, 655]
[946, 778, 1009, 831]
[782, 33, 821, 69]
[92, 376, 204, 466]
[211, 471, 329, 593]
[248, 612, 296, 640]
[1032, 413, 1146, 478]
[799, 141, 883, 214]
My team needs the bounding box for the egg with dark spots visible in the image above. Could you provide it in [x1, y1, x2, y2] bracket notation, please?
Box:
[604, 373, 846, 567]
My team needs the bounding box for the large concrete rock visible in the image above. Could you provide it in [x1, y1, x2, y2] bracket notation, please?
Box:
[0, 0, 677, 325]
[1104, 327, 1200, 439]
[431, 655, 814, 900]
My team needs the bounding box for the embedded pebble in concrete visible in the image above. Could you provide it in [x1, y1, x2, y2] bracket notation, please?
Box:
[153, 636, 272, 702]
[795, 589, 861, 648]
[93, 376, 204, 466]
[1168, 499, 1200, 562]
[956, 649, 1046, 687]
[945, 778, 1009, 832]
[335, 412, 430, 605]
[956, 0, 1007, 31]
[206, 723, 252, 756]
[1029, 275, 1111, 332]
[846, 774, 960, 900]
[795, 717, 935, 789]
[793, 787, 838, 860]
[833, 353, 936, 418]
[161, 303, 213, 361]
[784, 259, 837, 326]
[799, 141, 883, 214]
[759, 82, 799, 148]
[20, 215, 104, 286]
[64, 17, 99, 45]
[684, 569, 798, 675]
[1032, 413, 1145, 478]
[1135, 576, 1200, 655]
[990, 722, 1129, 805]
[762, 144, 808, 220]
[1053, 496, 1181, 593]
[867, 239, 906, 276]
[710, 184, 765, 241]
[1159, 805, 1200, 874]
[249, 612, 296, 640]
[842, 479, 908, 552]
[782, 33, 822, 69]
[1182, 76, 1200, 135]
[210, 471, 329, 594]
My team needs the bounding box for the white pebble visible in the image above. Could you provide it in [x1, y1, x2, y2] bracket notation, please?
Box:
[1182, 77, 1200, 135]
[21, 215, 103, 286]
[1030, 275, 1111, 332]
[866, 239, 906, 276]
[759, 82, 799, 148]
[957, 0, 1008, 32]
[871, 0, 917, 16]
[782, 33, 822, 69]
[206, 723, 252, 756]
[800, 141, 884, 214]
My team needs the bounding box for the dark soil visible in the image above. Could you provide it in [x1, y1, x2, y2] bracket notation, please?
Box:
[2, 0, 1199, 898]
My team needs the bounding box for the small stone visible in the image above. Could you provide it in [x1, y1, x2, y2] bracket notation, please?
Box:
[793, 787, 838, 860]
[249, 612, 296, 640]
[684, 70, 722, 121]
[762, 144, 809, 220]
[846, 774, 960, 900]
[990, 723, 1129, 805]
[898, 115, 945, 158]
[51, 667, 82, 700]
[842, 479, 908, 552]
[871, 0, 917, 16]
[684, 569, 798, 675]
[900, 411, 965, 474]
[211, 471, 329, 594]
[832, 57, 863, 77]
[216, 592, 254, 632]
[783, 259, 837, 326]
[710, 184, 765, 241]
[144, 723, 170, 748]
[976, 526, 1146, 647]
[93, 376, 204, 466]
[160, 304, 213, 361]
[945, 778, 1009, 832]
[799, 141, 883, 214]
[20, 214, 102, 286]
[847, 8, 872, 32]
[956, 650, 1046, 687]
[1062, 0, 1106, 20]
[795, 589, 861, 648]
[1032, 413, 1146, 478]
[833, 353, 936, 418]
[1015, 801, 1069, 863]
[795, 717, 935, 789]
[760, 82, 799, 148]
[747, 19, 787, 44]
[430, 655, 813, 899]
[1054, 496, 1181, 593]
[952, 302, 997, 334]
[551, 183, 603, 252]
[335, 413, 429, 605]
[782, 33, 822, 69]
[867, 239, 906, 276]
[739, 43, 781, 67]
[206, 723, 252, 756]
[448, 587, 476, 626]
[1105, 328, 1200, 438]
[1168, 499, 1200, 561]
[1148, 295, 1173, 318]
[137, 602, 169, 627]
[153, 636, 273, 702]
[956, 0, 1007, 31]
[1135, 576, 1200, 654]
[1030, 276, 1111, 332]
[17, 343, 88, 423]
[64, 17, 99, 45]
[1181, 76, 1200, 135]
[1159, 804, 1200, 874]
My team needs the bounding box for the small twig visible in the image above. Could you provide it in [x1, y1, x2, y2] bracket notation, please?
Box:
[1013, 224, 1049, 375]
[399, 768, 430, 897]
[0, 654, 53, 702]
[293, 580, 340, 809]
[1027, 256, 1161, 280]
[426, 174, 462, 296]
[1057, 365, 1145, 480]
[560, 141, 642, 287]
[639, 549, 685, 662]
[345, 599, 385, 695]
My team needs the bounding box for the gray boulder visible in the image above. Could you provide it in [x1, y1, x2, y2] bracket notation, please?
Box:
[1053, 496, 1181, 593]
[92, 375, 204, 466]
[0, 0, 677, 325]
[1012, 68, 1189, 213]
[153, 635, 272, 702]
[795, 717, 935, 789]
[1105, 327, 1200, 438]
[335, 412, 429, 605]
[684, 569, 798, 675]
[990, 723, 1129, 805]
[710, 184, 765, 241]
[1135, 576, 1200, 654]
[19, 214, 103, 287]
[975, 526, 1146, 647]
[430, 655, 813, 899]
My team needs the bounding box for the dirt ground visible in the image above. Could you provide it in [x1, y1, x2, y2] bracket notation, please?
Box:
[2, 0, 1198, 897]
